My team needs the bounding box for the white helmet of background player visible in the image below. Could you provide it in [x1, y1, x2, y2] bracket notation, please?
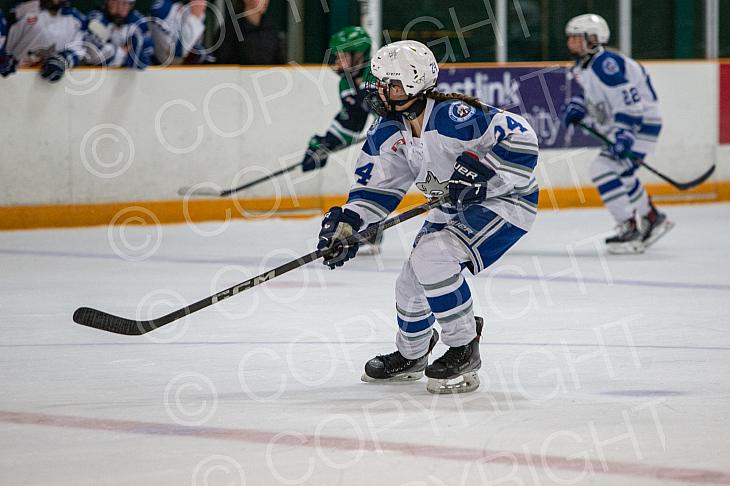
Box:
[366, 40, 439, 119]
[565, 14, 610, 58]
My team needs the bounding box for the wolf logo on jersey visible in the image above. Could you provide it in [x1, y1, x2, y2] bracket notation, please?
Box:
[415, 171, 449, 198]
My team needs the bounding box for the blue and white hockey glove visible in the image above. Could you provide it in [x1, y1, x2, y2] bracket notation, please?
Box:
[609, 129, 636, 160]
[561, 96, 586, 127]
[0, 51, 17, 77]
[317, 207, 363, 269]
[40, 50, 73, 83]
[448, 151, 496, 208]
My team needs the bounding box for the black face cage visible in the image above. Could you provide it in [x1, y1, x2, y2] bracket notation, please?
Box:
[364, 73, 393, 118]
[364, 73, 429, 120]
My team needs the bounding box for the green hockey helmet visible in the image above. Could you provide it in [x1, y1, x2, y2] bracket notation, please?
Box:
[329, 26, 372, 61]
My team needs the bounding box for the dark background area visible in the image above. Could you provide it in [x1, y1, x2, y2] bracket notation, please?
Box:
[1, 0, 727, 61]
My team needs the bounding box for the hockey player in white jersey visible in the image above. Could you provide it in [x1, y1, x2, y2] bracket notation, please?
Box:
[0, 0, 86, 82]
[562, 14, 673, 254]
[315, 41, 539, 394]
[85, 0, 153, 68]
[149, 0, 206, 65]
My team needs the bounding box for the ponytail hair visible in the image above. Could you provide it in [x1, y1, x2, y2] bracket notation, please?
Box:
[425, 90, 485, 110]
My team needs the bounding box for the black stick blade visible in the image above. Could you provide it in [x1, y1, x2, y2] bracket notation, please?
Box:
[675, 164, 715, 191]
[73, 307, 157, 336]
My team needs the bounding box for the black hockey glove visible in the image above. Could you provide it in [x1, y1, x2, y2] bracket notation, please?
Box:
[317, 207, 363, 269]
[40, 50, 72, 83]
[0, 51, 18, 77]
[448, 151, 496, 208]
[302, 133, 342, 172]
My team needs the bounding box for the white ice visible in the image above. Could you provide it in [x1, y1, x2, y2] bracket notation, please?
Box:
[1, 204, 729, 486]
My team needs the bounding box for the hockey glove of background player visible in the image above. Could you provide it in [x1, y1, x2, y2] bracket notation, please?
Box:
[302, 133, 341, 172]
[561, 96, 586, 127]
[609, 128, 636, 160]
[40, 50, 74, 83]
[0, 51, 17, 77]
[449, 151, 496, 208]
[317, 207, 363, 269]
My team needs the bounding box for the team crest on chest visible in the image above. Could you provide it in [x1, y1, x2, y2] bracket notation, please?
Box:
[602, 57, 619, 75]
[449, 102, 476, 122]
[416, 171, 449, 198]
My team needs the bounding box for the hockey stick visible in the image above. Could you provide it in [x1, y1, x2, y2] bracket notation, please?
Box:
[73, 196, 446, 336]
[178, 135, 368, 198]
[577, 122, 715, 191]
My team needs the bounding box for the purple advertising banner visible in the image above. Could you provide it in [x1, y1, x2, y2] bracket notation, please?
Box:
[436, 66, 600, 149]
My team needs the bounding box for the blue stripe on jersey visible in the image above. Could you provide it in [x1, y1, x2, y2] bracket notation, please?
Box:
[348, 189, 401, 213]
[128, 10, 149, 31]
[492, 143, 538, 170]
[614, 112, 643, 128]
[639, 123, 662, 136]
[174, 38, 184, 58]
[60, 6, 87, 27]
[597, 179, 622, 195]
[591, 51, 628, 87]
[397, 314, 435, 334]
[87, 10, 107, 25]
[522, 189, 540, 205]
[426, 280, 471, 314]
[0, 10, 7, 39]
[151, 0, 173, 18]
[426, 101, 494, 141]
[362, 118, 402, 156]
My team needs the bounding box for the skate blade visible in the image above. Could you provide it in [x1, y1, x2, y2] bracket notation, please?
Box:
[643, 220, 675, 248]
[426, 372, 480, 394]
[606, 240, 645, 255]
[361, 371, 423, 383]
[358, 244, 382, 256]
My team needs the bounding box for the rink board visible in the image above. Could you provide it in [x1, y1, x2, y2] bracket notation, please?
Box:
[0, 61, 727, 229]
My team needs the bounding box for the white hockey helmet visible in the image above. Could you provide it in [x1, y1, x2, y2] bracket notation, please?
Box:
[565, 14, 610, 44]
[370, 40, 439, 97]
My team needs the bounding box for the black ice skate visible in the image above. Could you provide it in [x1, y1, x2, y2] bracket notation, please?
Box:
[425, 317, 483, 394]
[640, 203, 675, 248]
[605, 218, 644, 254]
[361, 329, 439, 382]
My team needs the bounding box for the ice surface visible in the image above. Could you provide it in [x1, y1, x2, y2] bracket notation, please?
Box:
[1, 204, 729, 486]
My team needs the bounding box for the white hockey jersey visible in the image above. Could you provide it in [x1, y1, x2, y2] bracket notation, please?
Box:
[149, 0, 205, 64]
[5, 7, 86, 66]
[571, 48, 661, 137]
[344, 98, 540, 232]
[85, 10, 154, 68]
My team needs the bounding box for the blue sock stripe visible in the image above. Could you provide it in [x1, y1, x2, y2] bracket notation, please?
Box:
[426, 280, 472, 314]
[397, 314, 435, 334]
